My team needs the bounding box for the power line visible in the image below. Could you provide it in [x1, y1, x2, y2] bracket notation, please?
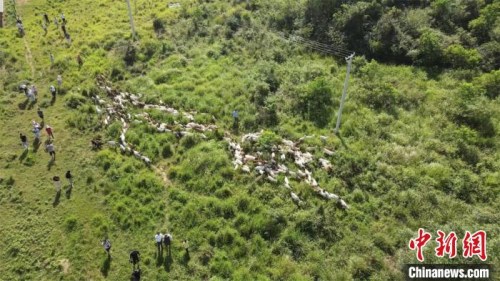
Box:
[291, 36, 351, 55]
[274, 32, 356, 135]
[292, 38, 351, 57]
[275, 32, 353, 58]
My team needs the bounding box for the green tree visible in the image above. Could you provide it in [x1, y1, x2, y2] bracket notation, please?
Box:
[444, 44, 481, 68]
[414, 29, 445, 66]
[297, 78, 334, 128]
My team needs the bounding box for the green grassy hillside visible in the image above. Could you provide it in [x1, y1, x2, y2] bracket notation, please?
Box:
[0, 0, 498, 280]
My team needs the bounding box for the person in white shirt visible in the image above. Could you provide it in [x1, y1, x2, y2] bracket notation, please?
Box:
[155, 232, 163, 254]
[53, 176, 61, 193]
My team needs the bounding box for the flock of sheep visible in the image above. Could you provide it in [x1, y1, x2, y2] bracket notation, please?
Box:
[89, 77, 348, 209]
[225, 132, 348, 209]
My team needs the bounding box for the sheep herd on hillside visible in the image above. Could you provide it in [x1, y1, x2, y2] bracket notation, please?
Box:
[89, 76, 348, 210]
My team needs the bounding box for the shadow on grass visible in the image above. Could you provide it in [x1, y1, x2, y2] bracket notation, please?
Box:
[100, 255, 112, 277]
[27, 100, 37, 110]
[336, 133, 349, 150]
[50, 96, 56, 106]
[19, 150, 28, 162]
[18, 99, 29, 110]
[156, 251, 164, 267]
[232, 120, 239, 134]
[32, 139, 41, 153]
[164, 251, 173, 272]
[182, 251, 190, 266]
[47, 158, 55, 170]
[65, 185, 72, 199]
[52, 190, 61, 207]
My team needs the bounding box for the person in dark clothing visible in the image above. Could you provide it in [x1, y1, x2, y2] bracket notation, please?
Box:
[50, 85, 56, 99]
[65, 171, 73, 187]
[20, 133, 28, 150]
[102, 239, 111, 256]
[37, 107, 44, 121]
[163, 232, 172, 256]
[129, 250, 140, 269]
[43, 13, 49, 24]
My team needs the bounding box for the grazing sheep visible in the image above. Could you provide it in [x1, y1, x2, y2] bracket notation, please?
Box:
[339, 199, 349, 210]
[241, 165, 250, 173]
[284, 176, 291, 189]
[323, 148, 334, 156]
[290, 192, 302, 204]
[141, 156, 151, 165]
[267, 175, 277, 183]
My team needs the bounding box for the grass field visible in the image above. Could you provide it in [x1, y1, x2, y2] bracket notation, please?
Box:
[0, 0, 498, 280]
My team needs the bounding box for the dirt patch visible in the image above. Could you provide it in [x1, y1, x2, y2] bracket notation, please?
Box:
[58, 259, 70, 274]
[17, 0, 30, 5]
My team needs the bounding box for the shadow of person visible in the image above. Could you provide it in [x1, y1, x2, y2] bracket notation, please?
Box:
[18, 99, 29, 110]
[182, 251, 190, 265]
[50, 96, 56, 106]
[52, 190, 61, 207]
[65, 185, 72, 199]
[32, 138, 41, 152]
[232, 119, 239, 134]
[100, 255, 112, 277]
[19, 150, 28, 162]
[164, 253, 173, 272]
[47, 158, 55, 170]
[156, 251, 164, 267]
[40, 120, 45, 128]
[27, 100, 37, 110]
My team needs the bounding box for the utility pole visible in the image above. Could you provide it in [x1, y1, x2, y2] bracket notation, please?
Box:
[334, 53, 355, 135]
[125, 0, 136, 39]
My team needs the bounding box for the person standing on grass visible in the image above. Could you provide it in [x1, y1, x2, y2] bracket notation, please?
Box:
[54, 17, 59, 27]
[20, 133, 28, 150]
[57, 75, 63, 88]
[53, 176, 61, 193]
[46, 142, 55, 161]
[61, 13, 66, 24]
[129, 250, 140, 269]
[37, 107, 44, 122]
[50, 85, 56, 99]
[33, 126, 41, 141]
[65, 171, 73, 187]
[45, 125, 54, 139]
[65, 33, 72, 44]
[102, 238, 111, 256]
[27, 87, 36, 102]
[155, 232, 163, 254]
[49, 53, 55, 65]
[17, 22, 25, 37]
[32, 120, 41, 130]
[32, 85, 38, 98]
[163, 232, 172, 255]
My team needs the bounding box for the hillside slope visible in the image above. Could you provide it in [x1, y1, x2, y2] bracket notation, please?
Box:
[0, 0, 498, 280]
